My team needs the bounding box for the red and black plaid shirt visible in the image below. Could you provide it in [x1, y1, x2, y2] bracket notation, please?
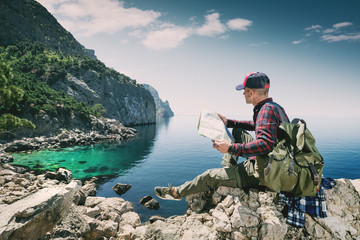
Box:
[227, 98, 289, 158]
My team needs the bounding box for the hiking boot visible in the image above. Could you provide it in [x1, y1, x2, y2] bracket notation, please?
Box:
[154, 186, 182, 201]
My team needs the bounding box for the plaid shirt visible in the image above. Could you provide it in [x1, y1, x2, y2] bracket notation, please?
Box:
[277, 178, 335, 228]
[227, 98, 289, 158]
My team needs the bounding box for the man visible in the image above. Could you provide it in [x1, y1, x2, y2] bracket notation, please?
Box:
[154, 72, 289, 200]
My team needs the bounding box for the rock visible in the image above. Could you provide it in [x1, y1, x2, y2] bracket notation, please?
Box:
[212, 208, 231, 232]
[139, 195, 153, 205]
[120, 212, 141, 227]
[1, 161, 359, 240]
[73, 187, 87, 206]
[44, 168, 72, 183]
[4, 140, 39, 152]
[0, 180, 80, 240]
[139, 195, 160, 210]
[145, 199, 160, 210]
[0, 153, 14, 164]
[55, 168, 73, 182]
[149, 215, 166, 223]
[143, 84, 174, 119]
[112, 183, 131, 196]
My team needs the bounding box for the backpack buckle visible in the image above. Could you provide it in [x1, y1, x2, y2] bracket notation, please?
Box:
[309, 162, 319, 185]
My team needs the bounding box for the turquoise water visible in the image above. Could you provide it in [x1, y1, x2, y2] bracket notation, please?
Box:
[11, 115, 360, 221]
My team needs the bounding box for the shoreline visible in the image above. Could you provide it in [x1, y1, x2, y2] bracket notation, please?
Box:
[1, 163, 359, 239]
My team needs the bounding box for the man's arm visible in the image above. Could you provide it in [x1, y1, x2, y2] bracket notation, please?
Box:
[217, 113, 255, 131]
[227, 104, 278, 157]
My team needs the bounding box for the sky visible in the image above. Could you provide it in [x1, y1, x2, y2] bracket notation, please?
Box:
[36, 0, 360, 118]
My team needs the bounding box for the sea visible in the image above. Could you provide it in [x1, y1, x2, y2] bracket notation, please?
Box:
[10, 115, 360, 221]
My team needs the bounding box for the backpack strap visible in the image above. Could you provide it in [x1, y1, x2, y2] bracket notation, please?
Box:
[309, 162, 319, 186]
[272, 102, 290, 124]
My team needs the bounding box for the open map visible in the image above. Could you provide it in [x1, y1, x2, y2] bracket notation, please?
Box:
[197, 110, 235, 166]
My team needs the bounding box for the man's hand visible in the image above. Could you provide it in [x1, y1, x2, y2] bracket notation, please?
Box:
[217, 113, 228, 126]
[213, 140, 230, 153]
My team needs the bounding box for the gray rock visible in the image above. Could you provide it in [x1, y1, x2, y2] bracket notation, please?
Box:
[143, 84, 174, 119]
[112, 183, 131, 196]
[144, 199, 160, 210]
[149, 215, 166, 223]
[0, 154, 14, 164]
[139, 195, 153, 205]
[0, 180, 80, 240]
[140, 195, 160, 210]
[4, 140, 39, 152]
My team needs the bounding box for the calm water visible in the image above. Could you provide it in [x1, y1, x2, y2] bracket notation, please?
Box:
[11, 115, 360, 221]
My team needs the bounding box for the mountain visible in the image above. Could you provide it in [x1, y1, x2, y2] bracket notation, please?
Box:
[143, 84, 174, 119]
[0, 0, 94, 58]
[0, 0, 168, 134]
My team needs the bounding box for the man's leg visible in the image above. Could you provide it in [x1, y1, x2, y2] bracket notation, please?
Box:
[154, 128, 258, 200]
[176, 162, 259, 198]
[232, 128, 254, 145]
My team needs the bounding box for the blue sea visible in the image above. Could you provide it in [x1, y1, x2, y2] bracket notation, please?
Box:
[11, 115, 360, 221]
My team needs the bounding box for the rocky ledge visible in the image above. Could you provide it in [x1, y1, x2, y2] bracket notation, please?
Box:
[0, 164, 359, 240]
[0, 117, 137, 156]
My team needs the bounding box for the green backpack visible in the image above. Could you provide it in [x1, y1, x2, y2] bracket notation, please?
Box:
[255, 118, 324, 197]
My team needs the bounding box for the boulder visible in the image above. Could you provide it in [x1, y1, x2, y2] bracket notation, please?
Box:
[45, 168, 72, 182]
[112, 183, 131, 196]
[0, 180, 80, 240]
[4, 140, 39, 152]
[140, 195, 160, 210]
[0, 153, 14, 164]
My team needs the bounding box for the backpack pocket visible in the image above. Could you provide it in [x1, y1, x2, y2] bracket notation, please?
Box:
[255, 140, 298, 193]
[292, 152, 324, 196]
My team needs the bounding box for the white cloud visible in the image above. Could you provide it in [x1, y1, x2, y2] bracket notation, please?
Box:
[36, 0, 254, 50]
[292, 39, 305, 45]
[321, 33, 360, 42]
[305, 25, 322, 32]
[333, 22, 353, 29]
[196, 13, 226, 36]
[227, 18, 252, 31]
[323, 28, 335, 34]
[142, 27, 192, 50]
[301, 22, 359, 44]
[37, 0, 161, 36]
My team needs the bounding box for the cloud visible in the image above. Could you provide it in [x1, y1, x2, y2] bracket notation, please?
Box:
[323, 28, 335, 34]
[305, 25, 322, 32]
[37, 0, 161, 36]
[333, 22, 353, 29]
[299, 22, 359, 44]
[143, 12, 253, 50]
[227, 18, 253, 31]
[321, 33, 360, 42]
[292, 39, 305, 45]
[196, 13, 226, 36]
[36, 0, 253, 50]
[142, 27, 192, 50]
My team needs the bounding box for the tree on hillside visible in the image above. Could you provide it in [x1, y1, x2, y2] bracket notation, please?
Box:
[0, 62, 35, 133]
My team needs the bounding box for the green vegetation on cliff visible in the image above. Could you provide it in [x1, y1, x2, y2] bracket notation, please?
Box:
[0, 41, 116, 130]
[0, 62, 35, 131]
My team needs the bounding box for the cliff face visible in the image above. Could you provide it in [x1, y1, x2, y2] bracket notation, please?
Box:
[0, 0, 94, 58]
[52, 71, 156, 126]
[143, 84, 174, 119]
[0, 0, 157, 128]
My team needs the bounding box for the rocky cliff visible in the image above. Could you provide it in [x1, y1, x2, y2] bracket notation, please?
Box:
[143, 84, 174, 119]
[0, 163, 359, 240]
[51, 70, 156, 126]
[0, 0, 94, 58]
[0, 0, 157, 129]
